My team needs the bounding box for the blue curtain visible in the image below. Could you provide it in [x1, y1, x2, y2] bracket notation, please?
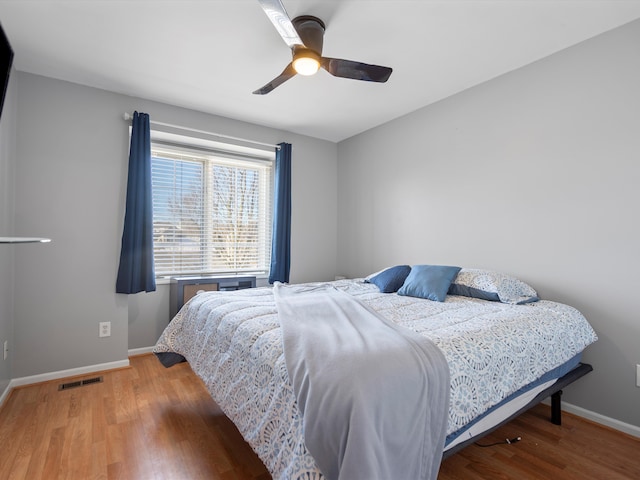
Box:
[269, 142, 292, 284]
[116, 111, 156, 294]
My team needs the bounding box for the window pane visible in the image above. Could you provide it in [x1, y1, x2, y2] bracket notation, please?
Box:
[151, 155, 204, 276]
[150, 143, 272, 278]
[209, 164, 262, 271]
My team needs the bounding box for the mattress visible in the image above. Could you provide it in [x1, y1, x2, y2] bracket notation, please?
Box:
[444, 352, 581, 451]
[154, 279, 597, 480]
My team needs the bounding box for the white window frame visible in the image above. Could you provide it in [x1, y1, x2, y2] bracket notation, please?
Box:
[149, 130, 274, 280]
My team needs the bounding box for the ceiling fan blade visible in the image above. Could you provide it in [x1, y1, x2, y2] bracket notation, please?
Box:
[257, 0, 304, 49]
[253, 63, 297, 95]
[320, 57, 392, 83]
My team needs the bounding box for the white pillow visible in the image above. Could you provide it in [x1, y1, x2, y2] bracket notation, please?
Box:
[448, 268, 538, 304]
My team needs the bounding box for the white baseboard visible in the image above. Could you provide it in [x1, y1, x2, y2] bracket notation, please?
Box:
[0, 358, 132, 409]
[8, 359, 130, 390]
[0, 383, 12, 408]
[0, 352, 160, 408]
[128, 346, 155, 356]
[542, 398, 640, 438]
[561, 401, 640, 439]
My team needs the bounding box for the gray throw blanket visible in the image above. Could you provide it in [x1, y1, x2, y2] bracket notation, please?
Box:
[274, 283, 450, 480]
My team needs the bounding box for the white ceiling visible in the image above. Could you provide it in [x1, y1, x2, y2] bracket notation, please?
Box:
[1, 0, 640, 142]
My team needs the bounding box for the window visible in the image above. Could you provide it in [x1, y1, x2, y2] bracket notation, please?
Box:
[150, 137, 273, 278]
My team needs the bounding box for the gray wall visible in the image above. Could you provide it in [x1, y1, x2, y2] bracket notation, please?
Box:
[0, 68, 17, 393]
[338, 19, 640, 428]
[13, 72, 338, 375]
[7, 14, 639, 432]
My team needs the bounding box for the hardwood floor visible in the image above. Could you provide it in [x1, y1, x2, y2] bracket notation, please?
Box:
[0, 354, 638, 479]
[0, 354, 269, 480]
[438, 405, 640, 480]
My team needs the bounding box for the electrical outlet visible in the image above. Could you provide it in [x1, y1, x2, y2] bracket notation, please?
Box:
[3, 340, 7, 360]
[99, 321, 111, 338]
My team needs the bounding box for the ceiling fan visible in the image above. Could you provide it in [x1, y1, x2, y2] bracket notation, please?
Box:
[253, 0, 393, 95]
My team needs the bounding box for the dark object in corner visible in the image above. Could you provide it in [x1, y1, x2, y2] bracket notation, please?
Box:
[0, 21, 13, 121]
[155, 351, 186, 368]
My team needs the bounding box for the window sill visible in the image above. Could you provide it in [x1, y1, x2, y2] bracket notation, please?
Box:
[155, 273, 269, 286]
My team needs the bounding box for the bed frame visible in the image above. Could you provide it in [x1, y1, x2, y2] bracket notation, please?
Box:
[443, 362, 593, 458]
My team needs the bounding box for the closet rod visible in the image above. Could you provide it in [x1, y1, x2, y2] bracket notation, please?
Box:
[123, 113, 280, 150]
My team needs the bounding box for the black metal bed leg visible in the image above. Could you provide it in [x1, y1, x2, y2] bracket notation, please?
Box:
[551, 390, 563, 425]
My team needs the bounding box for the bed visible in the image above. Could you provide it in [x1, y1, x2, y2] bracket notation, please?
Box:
[154, 267, 597, 480]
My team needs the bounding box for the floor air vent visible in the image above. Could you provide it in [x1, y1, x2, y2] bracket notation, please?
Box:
[58, 376, 103, 391]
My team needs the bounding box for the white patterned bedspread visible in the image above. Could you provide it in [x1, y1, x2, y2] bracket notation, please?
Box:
[154, 279, 597, 480]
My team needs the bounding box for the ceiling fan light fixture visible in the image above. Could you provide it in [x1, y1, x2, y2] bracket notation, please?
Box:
[253, 1, 392, 94]
[292, 49, 320, 76]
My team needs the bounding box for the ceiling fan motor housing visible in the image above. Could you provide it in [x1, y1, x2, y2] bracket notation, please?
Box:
[292, 15, 325, 55]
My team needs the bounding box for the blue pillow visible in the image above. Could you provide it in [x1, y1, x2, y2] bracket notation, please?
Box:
[366, 265, 411, 293]
[397, 265, 461, 302]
